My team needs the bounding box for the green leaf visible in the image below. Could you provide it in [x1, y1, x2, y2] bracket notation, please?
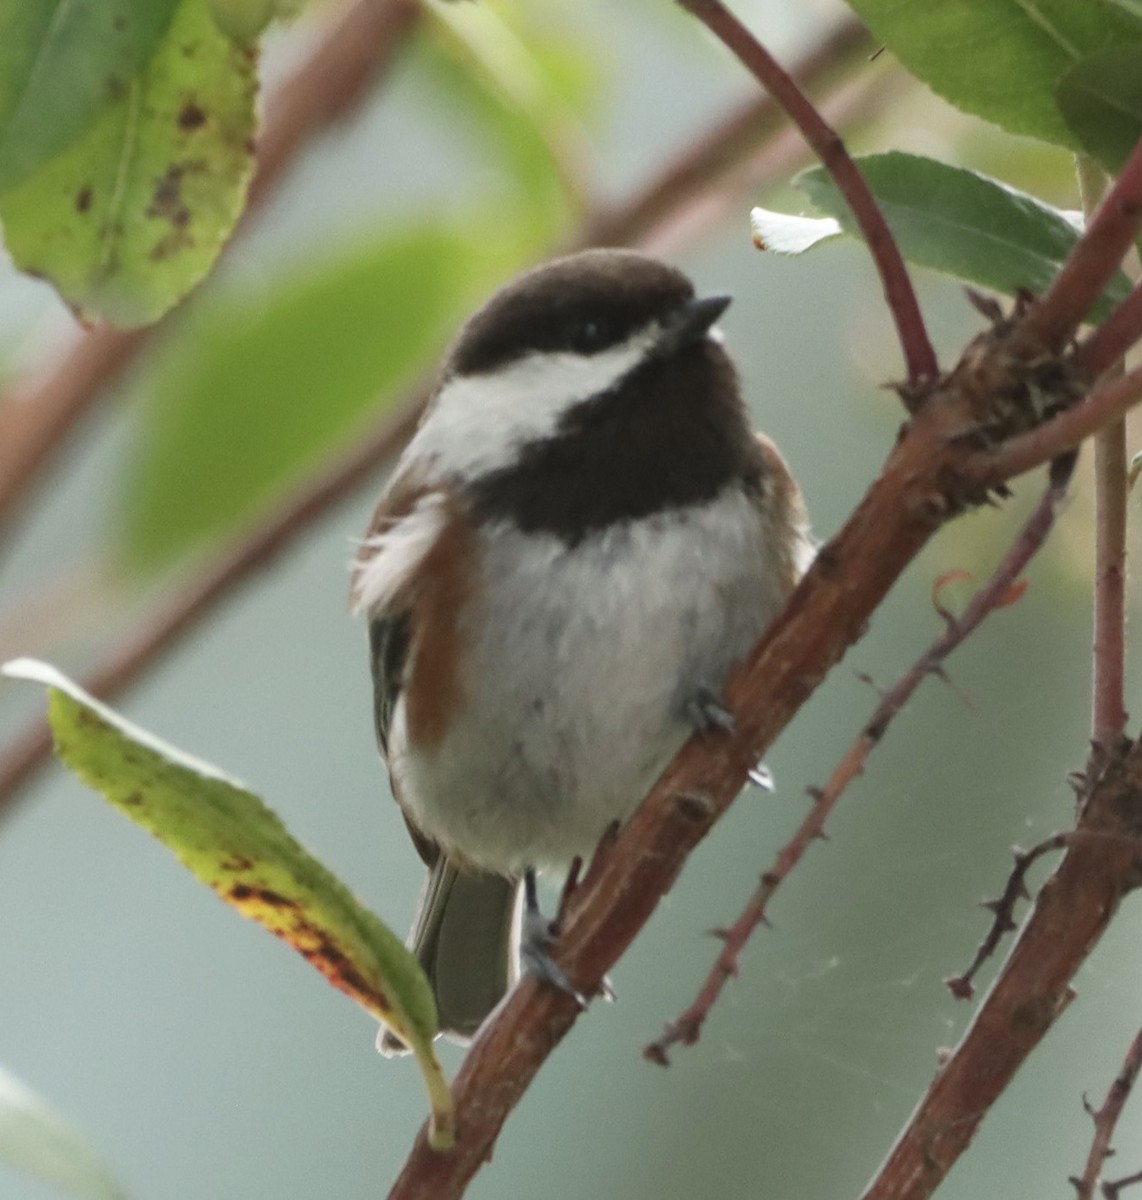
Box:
[0, 0, 179, 192]
[0, 1064, 126, 1200]
[1057, 46, 1142, 172]
[118, 222, 516, 577]
[795, 152, 1131, 321]
[844, 0, 1142, 148]
[2, 657, 454, 1150]
[0, 0, 257, 327]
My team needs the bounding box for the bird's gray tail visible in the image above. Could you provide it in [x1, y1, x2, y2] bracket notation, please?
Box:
[379, 859, 519, 1055]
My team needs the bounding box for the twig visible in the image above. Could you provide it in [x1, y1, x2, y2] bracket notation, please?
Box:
[1076, 281, 1142, 378]
[676, 0, 939, 385]
[1093, 408, 1129, 744]
[967, 362, 1142, 487]
[1012, 134, 1142, 358]
[1105, 1167, 1142, 1199]
[0, 0, 422, 537]
[1072, 1024, 1142, 1200]
[645, 457, 1074, 1062]
[945, 833, 1069, 1001]
[1078, 156, 1130, 748]
[0, 14, 884, 812]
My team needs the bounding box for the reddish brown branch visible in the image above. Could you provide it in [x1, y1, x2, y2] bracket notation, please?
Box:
[1012, 134, 1142, 357]
[1078, 160, 1132, 751]
[1077, 282, 1142, 378]
[677, 0, 938, 384]
[1093, 413, 1129, 745]
[1073, 1023, 1142, 1199]
[645, 460, 1073, 1062]
[0, 0, 422, 537]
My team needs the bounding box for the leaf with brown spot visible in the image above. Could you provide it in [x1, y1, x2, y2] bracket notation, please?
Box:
[0, 0, 257, 327]
[1, 658, 454, 1150]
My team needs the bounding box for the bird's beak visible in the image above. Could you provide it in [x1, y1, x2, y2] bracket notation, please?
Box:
[654, 293, 732, 357]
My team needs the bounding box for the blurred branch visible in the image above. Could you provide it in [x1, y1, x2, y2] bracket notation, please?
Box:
[0, 13, 889, 811]
[645, 454, 1074, 1063]
[1072, 1025, 1142, 1198]
[676, 0, 939, 385]
[0, 391, 423, 802]
[0, 0, 422, 541]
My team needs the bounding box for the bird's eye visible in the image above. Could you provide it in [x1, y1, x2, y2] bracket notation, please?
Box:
[569, 318, 613, 354]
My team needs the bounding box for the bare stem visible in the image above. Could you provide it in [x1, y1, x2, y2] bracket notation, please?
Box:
[1012, 133, 1142, 357]
[1076, 280, 1142, 378]
[1078, 156, 1130, 747]
[676, 0, 939, 384]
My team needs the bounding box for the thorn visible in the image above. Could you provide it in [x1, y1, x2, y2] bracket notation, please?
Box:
[643, 1042, 671, 1067]
[946, 975, 974, 1000]
[965, 287, 1004, 322]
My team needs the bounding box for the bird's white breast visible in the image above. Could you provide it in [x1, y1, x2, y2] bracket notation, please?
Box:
[386, 485, 790, 874]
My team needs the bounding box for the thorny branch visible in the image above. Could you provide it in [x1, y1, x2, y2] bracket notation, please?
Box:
[944, 833, 1069, 1001]
[645, 457, 1075, 1062]
[1072, 1023, 1142, 1199]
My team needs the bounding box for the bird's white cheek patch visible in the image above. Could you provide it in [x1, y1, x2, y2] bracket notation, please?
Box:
[406, 329, 661, 482]
[350, 494, 448, 616]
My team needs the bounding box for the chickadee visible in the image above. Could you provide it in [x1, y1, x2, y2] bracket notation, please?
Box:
[350, 248, 811, 1050]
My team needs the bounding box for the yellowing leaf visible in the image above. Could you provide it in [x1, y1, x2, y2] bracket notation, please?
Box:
[2, 658, 454, 1150]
